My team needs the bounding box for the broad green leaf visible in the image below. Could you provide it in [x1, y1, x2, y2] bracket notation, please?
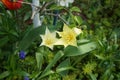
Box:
[56, 58, 71, 76]
[56, 58, 70, 70]
[78, 42, 96, 55]
[40, 51, 64, 79]
[19, 26, 45, 50]
[44, 51, 64, 72]
[64, 42, 96, 56]
[0, 71, 10, 79]
[64, 46, 80, 56]
[36, 52, 43, 70]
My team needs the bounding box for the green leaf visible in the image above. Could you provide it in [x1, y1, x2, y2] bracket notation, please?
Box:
[0, 71, 10, 79]
[50, 4, 64, 10]
[56, 58, 71, 76]
[0, 36, 9, 47]
[38, 70, 54, 79]
[44, 51, 64, 72]
[64, 42, 96, 56]
[39, 51, 64, 79]
[17, 71, 30, 77]
[73, 16, 83, 25]
[89, 73, 97, 80]
[23, 11, 31, 21]
[30, 71, 42, 79]
[19, 26, 45, 50]
[64, 45, 80, 56]
[70, 6, 81, 12]
[100, 69, 111, 80]
[94, 54, 105, 60]
[78, 42, 96, 54]
[36, 52, 43, 70]
[77, 39, 90, 44]
[10, 55, 16, 71]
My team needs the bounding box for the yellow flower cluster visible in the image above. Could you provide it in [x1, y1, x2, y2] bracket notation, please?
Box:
[40, 24, 82, 50]
[82, 62, 97, 75]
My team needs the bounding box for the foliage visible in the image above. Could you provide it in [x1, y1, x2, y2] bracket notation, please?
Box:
[0, 0, 120, 80]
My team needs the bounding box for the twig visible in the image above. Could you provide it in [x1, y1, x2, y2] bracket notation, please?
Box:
[58, 15, 69, 25]
[45, 13, 69, 25]
[17, 1, 40, 9]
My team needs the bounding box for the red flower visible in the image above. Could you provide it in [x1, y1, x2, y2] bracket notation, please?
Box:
[1, 0, 23, 10]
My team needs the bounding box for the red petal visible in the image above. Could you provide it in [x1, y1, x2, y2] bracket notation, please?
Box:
[1, 0, 23, 10]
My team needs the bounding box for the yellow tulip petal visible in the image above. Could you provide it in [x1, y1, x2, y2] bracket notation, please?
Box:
[40, 28, 58, 50]
[56, 24, 78, 47]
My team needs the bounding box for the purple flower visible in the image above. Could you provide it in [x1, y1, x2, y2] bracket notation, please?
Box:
[24, 76, 29, 80]
[19, 51, 26, 59]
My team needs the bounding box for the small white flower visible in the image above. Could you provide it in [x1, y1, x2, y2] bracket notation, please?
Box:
[58, 0, 74, 7]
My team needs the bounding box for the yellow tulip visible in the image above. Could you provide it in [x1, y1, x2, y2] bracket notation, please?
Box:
[40, 28, 58, 50]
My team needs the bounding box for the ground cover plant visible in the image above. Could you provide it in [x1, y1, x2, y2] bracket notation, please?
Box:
[0, 0, 120, 80]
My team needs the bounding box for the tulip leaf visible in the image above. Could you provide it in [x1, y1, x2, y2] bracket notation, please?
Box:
[19, 26, 45, 50]
[56, 58, 70, 76]
[0, 36, 9, 47]
[0, 71, 10, 79]
[78, 42, 96, 54]
[36, 52, 43, 70]
[64, 42, 96, 56]
[39, 51, 64, 79]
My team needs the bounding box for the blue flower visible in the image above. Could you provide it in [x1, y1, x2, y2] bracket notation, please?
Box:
[19, 51, 26, 59]
[24, 76, 29, 80]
